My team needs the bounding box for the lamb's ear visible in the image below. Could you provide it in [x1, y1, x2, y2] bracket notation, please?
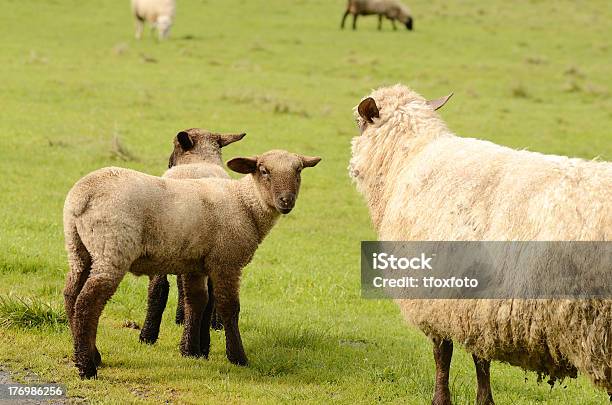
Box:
[227, 156, 258, 174]
[301, 155, 322, 168]
[427, 93, 453, 110]
[177, 131, 194, 150]
[357, 97, 380, 123]
[218, 132, 246, 148]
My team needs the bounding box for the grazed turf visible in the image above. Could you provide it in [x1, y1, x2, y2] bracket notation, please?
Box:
[0, 0, 610, 403]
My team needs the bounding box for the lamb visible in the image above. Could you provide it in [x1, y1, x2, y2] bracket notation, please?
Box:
[131, 0, 176, 40]
[341, 0, 413, 31]
[350, 84, 612, 404]
[138, 128, 245, 346]
[63, 149, 321, 378]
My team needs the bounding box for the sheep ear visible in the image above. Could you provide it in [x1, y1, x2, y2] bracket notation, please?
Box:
[358, 97, 380, 123]
[301, 155, 322, 168]
[218, 132, 246, 148]
[177, 131, 194, 150]
[427, 93, 453, 110]
[227, 156, 258, 174]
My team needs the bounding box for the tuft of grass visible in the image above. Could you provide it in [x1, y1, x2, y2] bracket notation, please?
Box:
[511, 84, 530, 99]
[110, 134, 138, 162]
[0, 295, 67, 331]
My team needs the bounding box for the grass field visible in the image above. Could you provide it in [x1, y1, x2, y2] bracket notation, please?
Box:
[0, 0, 611, 403]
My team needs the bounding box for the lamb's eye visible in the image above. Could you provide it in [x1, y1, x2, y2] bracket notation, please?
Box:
[260, 167, 269, 177]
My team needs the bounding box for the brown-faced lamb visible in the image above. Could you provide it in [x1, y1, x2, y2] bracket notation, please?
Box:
[63, 150, 321, 378]
[138, 128, 245, 345]
[131, 0, 176, 40]
[350, 84, 611, 404]
[341, 0, 413, 31]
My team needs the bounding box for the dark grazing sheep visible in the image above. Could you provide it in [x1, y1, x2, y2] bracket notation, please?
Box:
[341, 0, 413, 31]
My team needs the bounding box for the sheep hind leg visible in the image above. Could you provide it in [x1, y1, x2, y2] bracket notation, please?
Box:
[208, 278, 223, 330]
[175, 274, 185, 324]
[179, 273, 208, 357]
[352, 15, 358, 30]
[139, 274, 170, 344]
[73, 268, 124, 379]
[378, 15, 383, 30]
[473, 354, 494, 405]
[63, 227, 101, 367]
[199, 277, 215, 357]
[432, 337, 453, 405]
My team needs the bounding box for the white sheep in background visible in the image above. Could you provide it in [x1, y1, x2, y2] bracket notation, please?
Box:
[131, 0, 176, 40]
[350, 84, 612, 404]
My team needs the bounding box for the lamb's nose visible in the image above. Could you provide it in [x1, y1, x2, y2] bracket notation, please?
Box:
[279, 194, 295, 207]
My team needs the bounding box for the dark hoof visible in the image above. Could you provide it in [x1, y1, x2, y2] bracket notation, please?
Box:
[227, 354, 248, 366]
[180, 346, 202, 358]
[77, 360, 97, 380]
[94, 348, 102, 367]
[432, 395, 451, 405]
[139, 329, 158, 345]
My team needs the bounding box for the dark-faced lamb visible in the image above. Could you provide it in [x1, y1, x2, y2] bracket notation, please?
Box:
[63, 149, 321, 378]
[139, 128, 245, 345]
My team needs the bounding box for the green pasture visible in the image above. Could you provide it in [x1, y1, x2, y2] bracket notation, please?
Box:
[0, 0, 610, 403]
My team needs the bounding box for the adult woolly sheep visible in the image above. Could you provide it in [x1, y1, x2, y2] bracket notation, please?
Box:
[131, 0, 176, 40]
[341, 0, 413, 31]
[63, 149, 321, 378]
[138, 128, 245, 346]
[350, 84, 612, 404]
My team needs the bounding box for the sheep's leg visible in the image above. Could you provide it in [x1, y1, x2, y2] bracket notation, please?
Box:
[209, 277, 223, 330]
[175, 274, 185, 324]
[432, 337, 453, 405]
[352, 14, 358, 30]
[158, 26, 168, 41]
[199, 278, 215, 356]
[134, 17, 144, 40]
[179, 273, 208, 357]
[73, 268, 123, 379]
[378, 15, 383, 30]
[211, 270, 247, 366]
[473, 355, 494, 405]
[341, 10, 350, 29]
[391, 19, 398, 30]
[63, 225, 101, 367]
[139, 274, 170, 344]
[63, 226, 91, 337]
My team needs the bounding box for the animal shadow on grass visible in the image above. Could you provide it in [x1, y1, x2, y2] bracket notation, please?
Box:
[176, 34, 198, 41]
